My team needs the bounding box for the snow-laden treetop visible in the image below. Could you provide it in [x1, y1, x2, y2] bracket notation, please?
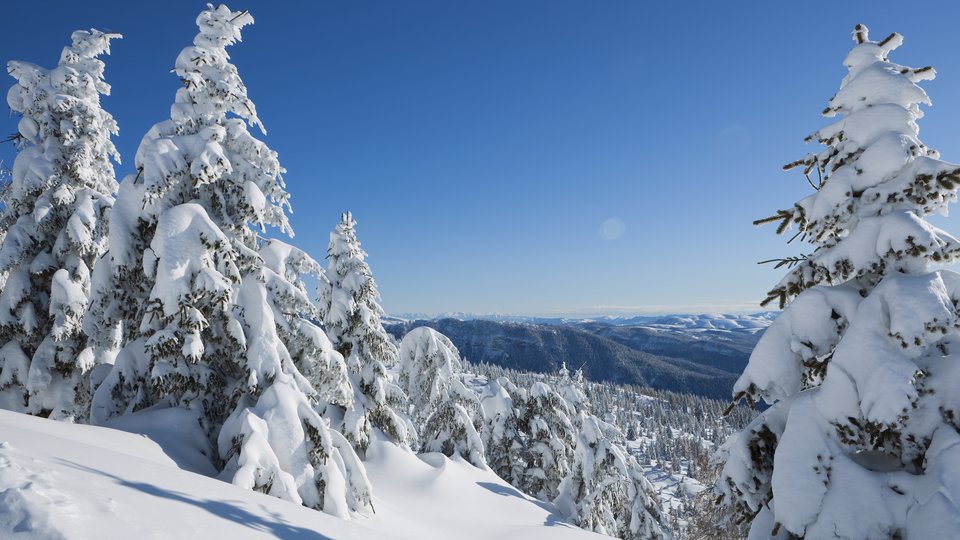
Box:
[5, 29, 121, 209]
[172, 4, 259, 130]
[757, 24, 960, 308]
[127, 3, 290, 239]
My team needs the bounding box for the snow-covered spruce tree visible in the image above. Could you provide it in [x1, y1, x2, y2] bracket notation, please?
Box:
[480, 376, 524, 486]
[477, 371, 573, 496]
[398, 327, 485, 466]
[90, 5, 371, 517]
[519, 380, 577, 501]
[472, 364, 667, 538]
[552, 365, 667, 540]
[556, 362, 589, 417]
[319, 211, 412, 453]
[0, 30, 120, 421]
[719, 26, 960, 538]
[556, 415, 667, 540]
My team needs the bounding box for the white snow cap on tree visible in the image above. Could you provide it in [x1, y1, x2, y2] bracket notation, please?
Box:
[0, 29, 120, 421]
[720, 25, 960, 539]
[90, 4, 371, 517]
[320, 211, 413, 452]
[398, 326, 485, 467]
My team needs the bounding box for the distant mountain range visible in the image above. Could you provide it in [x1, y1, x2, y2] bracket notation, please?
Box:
[384, 313, 775, 400]
[385, 312, 777, 329]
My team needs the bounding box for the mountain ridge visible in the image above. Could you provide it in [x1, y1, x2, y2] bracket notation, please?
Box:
[384, 314, 773, 400]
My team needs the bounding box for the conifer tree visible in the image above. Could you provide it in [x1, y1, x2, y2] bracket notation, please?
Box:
[556, 362, 589, 416]
[398, 327, 485, 466]
[719, 26, 960, 537]
[519, 381, 577, 501]
[480, 376, 524, 486]
[0, 29, 120, 421]
[90, 5, 371, 516]
[319, 212, 412, 452]
[552, 365, 667, 540]
[555, 415, 667, 540]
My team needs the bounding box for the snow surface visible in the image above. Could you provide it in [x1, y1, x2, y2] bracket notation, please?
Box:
[0, 410, 602, 539]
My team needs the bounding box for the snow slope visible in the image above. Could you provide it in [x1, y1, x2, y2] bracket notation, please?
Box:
[0, 410, 601, 539]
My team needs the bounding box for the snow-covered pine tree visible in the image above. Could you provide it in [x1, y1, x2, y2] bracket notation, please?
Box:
[518, 380, 577, 501]
[398, 326, 485, 467]
[0, 29, 120, 421]
[480, 376, 524, 486]
[551, 364, 667, 540]
[555, 415, 667, 540]
[90, 5, 371, 517]
[219, 238, 372, 517]
[557, 362, 589, 418]
[719, 26, 960, 538]
[319, 211, 412, 452]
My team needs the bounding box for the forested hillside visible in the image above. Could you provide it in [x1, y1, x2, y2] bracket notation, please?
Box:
[385, 317, 766, 399]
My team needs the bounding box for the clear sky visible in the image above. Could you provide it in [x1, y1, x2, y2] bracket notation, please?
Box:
[4, 1, 960, 316]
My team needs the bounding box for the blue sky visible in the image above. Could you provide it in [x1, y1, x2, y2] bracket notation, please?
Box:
[4, 1, 960, 316]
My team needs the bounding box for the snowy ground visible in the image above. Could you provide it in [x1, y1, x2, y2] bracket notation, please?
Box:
[0, 410, 602, 539]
